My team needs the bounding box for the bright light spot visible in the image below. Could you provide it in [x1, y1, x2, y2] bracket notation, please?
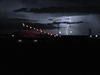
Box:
[70, 31, 73, 33]
[11, 34, 15, 37]
[90, 35, 92, 38]
[59, 31, 62, 34]
[54, 34, 59, 37]
[34, 40, 38, 43]
[48, 33, 50, 35]
[26, 25, 28, 27]
[50, 34, 53, 36]
[18, 39, 22, 43]
[22, 23, 25, 27]
[55, 34, 59, 36]
[34, 28, 36, 30]
[30, 27, 32, 29]
[37, 29, 39, 31]
[40, 30, 43, 33]
[39, 29, 43, 33]
[95, 35, 98, 37]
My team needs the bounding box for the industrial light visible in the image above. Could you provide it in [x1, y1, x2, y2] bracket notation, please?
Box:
[54, 35, 57, 37]
[39, 29, 42, 32]
[90, 35, 92, 38]
[34, 40, 38, 43]
[26, 25, 28, 27]
[56, 34, 59, 36]
[37, 29, 39, 31]
[59, 31, 62, 34]
[21, 23, 58, 37]
[18, 39, 22, 43]
[95, 35, 98, 37]
[49, 34, 53, 36]
[11, 34, 15, 37]
[50, 34, 53, 36]
[30, 27, 32, 29]
[54, 34, 58, 37]
[22, 23, 25, 27]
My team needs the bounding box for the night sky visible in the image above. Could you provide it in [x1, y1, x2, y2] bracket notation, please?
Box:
[0, 0, 100, 12]
[0, 0, 100, 17]
[0, 0, 100, 19]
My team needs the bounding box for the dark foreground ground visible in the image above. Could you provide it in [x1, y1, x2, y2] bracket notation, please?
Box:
[1, 72, 100, 75]
[0, 35, 100, 56]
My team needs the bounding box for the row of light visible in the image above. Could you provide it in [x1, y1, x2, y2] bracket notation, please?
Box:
[18, 39, 38, 43]
[90, 35, 99, 38]
[11, 34, 38, 43]
[10, 22, 99, 39]
[12, 23, 100, 39]
[15, 35, 99, 43]
[23, 23, 100, 38]
[22, 23, 60, 37]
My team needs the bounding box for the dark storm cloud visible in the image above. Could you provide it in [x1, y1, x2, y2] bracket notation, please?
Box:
[0, 0, 76, 12]
[13, 0, 100, 14]
[0, 0, 100, 12]
[22, 0, 91, 7]
[20, 0, 70, 7]
[21, 0, 59, 7]
[0, 0, 23, 12]
[21, 0, 100, 7]
[14, 7, 100, 13]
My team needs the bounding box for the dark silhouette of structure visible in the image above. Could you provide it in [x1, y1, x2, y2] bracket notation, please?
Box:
[89, 28, 92, 35]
